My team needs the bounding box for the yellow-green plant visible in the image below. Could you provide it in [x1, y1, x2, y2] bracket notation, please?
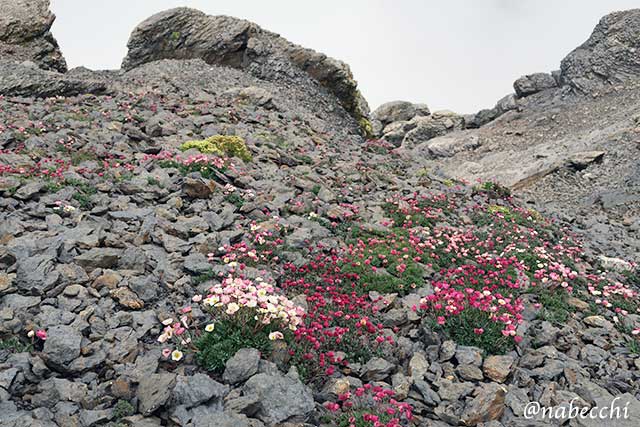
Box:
[358, 117, 374, 139]
[488, 205, 511, 215]
[179, 135, 252, 162]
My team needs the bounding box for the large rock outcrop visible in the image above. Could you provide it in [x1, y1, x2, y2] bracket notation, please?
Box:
[121, 8, 368, 121]
[560, 9, 640, 92]
[0, 61, 107, 98]
[0, 0, 66, 72]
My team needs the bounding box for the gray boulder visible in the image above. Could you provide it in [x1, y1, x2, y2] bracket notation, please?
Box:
[42, 325, 82, 368]
[138, 373, 177, 416]
[561, 9, 640, 92]
[361, 357, 395, 381]
[223, 348, 261, 384]
[495, 93, 518, 114]
[412, 131, 481, 158]
[0, 0, 66, 72]
[372, 101, 418, 127]
[74, 248, 122, 270]
[15, 253, 59, 295]
[243, 372, 314, 424]
[171, 374, 228, 409]
[402, 111, 465, 147]
[466, 108, 498, 128]
[513, 72, 557, 97]
[414, 103, 431, 117]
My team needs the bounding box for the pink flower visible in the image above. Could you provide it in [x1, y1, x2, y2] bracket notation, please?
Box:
[436, 316, 445, 325]
[473, 328, 484, 335]
[324, 402, 340, 412]
[35, 330, 47, 340]
[162, 348, 172, 358]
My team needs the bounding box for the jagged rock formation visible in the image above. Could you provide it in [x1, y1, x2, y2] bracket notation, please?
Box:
[121, 8, 369, 123]
[0, 0, 66, 72]
[560, 9, 640, 92]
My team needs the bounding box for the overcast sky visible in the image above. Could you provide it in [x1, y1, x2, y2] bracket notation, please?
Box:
[51, 0, 638, 114]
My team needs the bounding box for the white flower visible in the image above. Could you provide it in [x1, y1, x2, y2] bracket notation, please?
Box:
[171, 350, 183, 361]
[162, 318, 174, 326]
[226, 302, 240, 315]
[268, 331, 284, 341]
[27, 330, 35, 338]
[204, 323, 215, 332]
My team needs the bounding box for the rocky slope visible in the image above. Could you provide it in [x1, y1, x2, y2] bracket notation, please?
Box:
[372, 8, 640, 264]
[0, 4, 639, 427]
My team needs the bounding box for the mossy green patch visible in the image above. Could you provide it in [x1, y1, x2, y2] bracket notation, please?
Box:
[358, 117, 374, 139]
[180, 135, 252, 162]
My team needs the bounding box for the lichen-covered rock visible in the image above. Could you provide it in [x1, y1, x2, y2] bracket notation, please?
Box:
[121, 7, 368, 121]
[560, 9, 640, 92]
[0, 0, 66, 72]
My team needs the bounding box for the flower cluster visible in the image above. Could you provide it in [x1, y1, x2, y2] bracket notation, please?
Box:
[211, 221, 284, 267]
[158, 275, 305, 367]
[144, 150, 229, 170]
[419, 257, 526, 342]
[324, 384, 413, 427]
[144, 150, 232, 179]
[202, 275, 304, 331]
[214, 222, 391, 377]
[157, 316, 191, 351]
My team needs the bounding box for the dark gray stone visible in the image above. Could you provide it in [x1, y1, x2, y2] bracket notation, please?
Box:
[223, 348, 261, 385]
[243, 372, 314, 424]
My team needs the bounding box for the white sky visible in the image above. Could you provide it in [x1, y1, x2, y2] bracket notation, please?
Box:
[51, 0, 639, 114]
